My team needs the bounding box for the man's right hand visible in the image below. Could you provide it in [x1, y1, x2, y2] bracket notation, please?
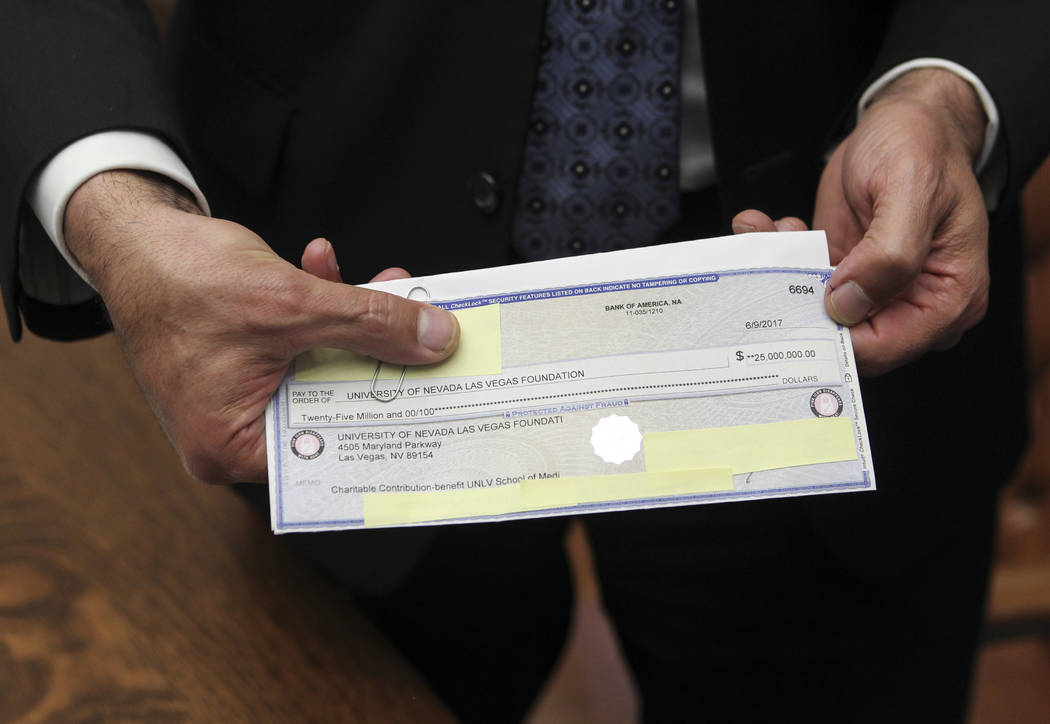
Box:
[64, 170, 460, 484]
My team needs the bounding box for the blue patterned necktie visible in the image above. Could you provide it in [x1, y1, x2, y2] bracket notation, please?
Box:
[513, 0, 683, 260]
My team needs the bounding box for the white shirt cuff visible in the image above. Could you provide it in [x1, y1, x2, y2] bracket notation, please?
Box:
[858, 58, 1000, 174]
[27, 130, 210, 288]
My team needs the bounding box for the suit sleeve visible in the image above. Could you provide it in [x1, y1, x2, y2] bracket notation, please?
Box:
[0, 0, 189, 341]
[870, 0, 1050, 207]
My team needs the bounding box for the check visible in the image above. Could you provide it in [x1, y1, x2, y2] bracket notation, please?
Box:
[266, 232, 874, 533]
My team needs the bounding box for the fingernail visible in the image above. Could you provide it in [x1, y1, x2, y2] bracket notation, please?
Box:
[732, 221, 757, 234]
[322, 239, 339, 273]
[827, 281, 874, 325]
[418, 307, 459, 353]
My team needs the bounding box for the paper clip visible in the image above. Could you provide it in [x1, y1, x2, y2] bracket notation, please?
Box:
[369, 285, 430, 403]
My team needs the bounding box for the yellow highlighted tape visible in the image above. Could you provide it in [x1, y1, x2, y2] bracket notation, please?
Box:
[363, 468, 733, 527]
[643, 417, 857, 475]
[518, 468, 732, 511]
[364, 486, 519, 527]
[294, 303, 502, 382]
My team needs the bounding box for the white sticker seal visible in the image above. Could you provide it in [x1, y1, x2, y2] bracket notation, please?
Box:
[590, 414, 642, 464]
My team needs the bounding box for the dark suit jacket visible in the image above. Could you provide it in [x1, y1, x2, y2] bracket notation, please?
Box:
[1, 1, 1048, 591]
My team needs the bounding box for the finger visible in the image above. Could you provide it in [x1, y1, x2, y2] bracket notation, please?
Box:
[844, 194, 988, 375]
[824, 196, 931, 326]
[292, 278, 460, 365]
[832, 254, 987, 377]
[731, 209, 777, 234]
[846, 299, 949, 376]
[774, 216, 809, 232]
[182, 416, 270, 485]
[301, 238, 343, 283]
[370, 267, 412, 283]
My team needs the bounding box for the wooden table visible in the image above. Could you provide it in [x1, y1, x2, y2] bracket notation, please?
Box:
[0, 331, 452, 722]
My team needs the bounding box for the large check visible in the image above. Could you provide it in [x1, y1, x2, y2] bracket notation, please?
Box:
[266, 232, 874, 533]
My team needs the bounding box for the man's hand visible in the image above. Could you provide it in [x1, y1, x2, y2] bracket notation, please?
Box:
[65, 170, 459, 484]
[734, 68, 990, 376]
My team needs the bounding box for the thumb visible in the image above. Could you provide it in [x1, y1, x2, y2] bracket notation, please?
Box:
[824, 198, 929, 326]
[288, 273, 460, 365]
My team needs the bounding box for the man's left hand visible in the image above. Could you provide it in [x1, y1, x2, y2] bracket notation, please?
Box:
[733, 68, 990, 376]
